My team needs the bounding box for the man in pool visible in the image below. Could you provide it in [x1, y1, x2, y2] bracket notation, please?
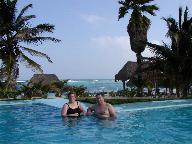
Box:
[86, 93, 116, 119]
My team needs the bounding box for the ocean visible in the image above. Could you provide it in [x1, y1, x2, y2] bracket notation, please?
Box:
[17, 79, 123, 93]
[67, 79, 123, 93]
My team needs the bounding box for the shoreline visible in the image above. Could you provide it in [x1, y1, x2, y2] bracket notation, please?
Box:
[1, 96, 192, 105]
[77, 96, 192, 105]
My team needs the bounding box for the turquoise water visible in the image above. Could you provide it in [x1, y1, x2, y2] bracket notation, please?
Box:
[0, 99, 192, 143]
[17, 79, 123, 92]
[63, 79, 122, 92]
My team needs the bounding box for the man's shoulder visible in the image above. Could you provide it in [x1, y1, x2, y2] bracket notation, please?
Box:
[106, 103, 112, 107]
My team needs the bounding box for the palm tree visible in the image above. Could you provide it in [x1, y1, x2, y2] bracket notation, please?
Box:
[118, 0, 158, 96]
[147, 7, 192, 97]
[51, 80, 70, 97]
[0, 0, 60, 90]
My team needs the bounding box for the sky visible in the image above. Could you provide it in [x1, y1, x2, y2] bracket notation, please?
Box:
[16, 0, 192, 80]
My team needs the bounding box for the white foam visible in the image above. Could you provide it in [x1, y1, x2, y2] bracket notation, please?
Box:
[152, 99, 189, 103]
[68, 80, 79, 83]
[118, 103, 192, 112]
[0, 101, 33, 106]
[35, 98, 87, 110]
[17, 80, 26, 83]
[35, 98, 67, 108]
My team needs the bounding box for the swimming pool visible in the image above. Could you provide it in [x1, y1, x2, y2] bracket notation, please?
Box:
[0, 99, 192, 144]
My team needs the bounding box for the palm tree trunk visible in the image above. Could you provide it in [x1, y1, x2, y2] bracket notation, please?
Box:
[122, 80, 126, 90]
[182, 83, 189, 98]
[176, 86, 180, 98]
[165, 87, 168, 95]
[5, 62, 19, 91]
[136, 53, 143, 97]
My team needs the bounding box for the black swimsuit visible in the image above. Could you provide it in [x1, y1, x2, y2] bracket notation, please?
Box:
[66, 102, 82, 116]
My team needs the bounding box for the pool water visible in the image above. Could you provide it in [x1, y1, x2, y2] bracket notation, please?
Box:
[0, 99, 192, 144]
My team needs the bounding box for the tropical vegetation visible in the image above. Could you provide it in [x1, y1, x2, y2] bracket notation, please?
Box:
[0, 0, 60, 91]
[118, 0, 159, 96]
[147, 7, 192, 97]
[0, 0, 192, 100]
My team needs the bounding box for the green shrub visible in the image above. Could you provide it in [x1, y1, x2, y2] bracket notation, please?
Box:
[19, 82, 50, 99]
[0, 89, 19, 99]
[116, 88, 136, 97]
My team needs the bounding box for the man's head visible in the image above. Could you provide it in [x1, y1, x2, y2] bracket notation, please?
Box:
[95, 93, 105, 105]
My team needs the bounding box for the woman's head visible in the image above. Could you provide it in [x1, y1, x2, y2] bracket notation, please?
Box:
[95, 93, 105, 105]
[67, 91, 76, 103]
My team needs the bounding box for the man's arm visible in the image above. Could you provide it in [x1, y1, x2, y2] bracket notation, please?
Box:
[86, 105, 94, 116]
[108, 104, 116, 118]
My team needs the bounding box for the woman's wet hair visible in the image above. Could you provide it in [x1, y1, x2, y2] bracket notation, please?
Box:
[67, 91, 76, 98]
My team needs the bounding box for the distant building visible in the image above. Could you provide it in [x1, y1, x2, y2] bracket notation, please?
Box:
[29, 74, 60, 86]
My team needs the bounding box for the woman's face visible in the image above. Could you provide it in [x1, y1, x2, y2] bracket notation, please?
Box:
[68, 94, 76, 103]
[96, 95, 105, 105]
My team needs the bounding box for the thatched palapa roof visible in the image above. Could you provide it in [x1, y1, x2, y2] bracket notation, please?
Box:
[29, 74, 60, 86]
[115, 61, 162, 83]
[115, 61, 137, 82]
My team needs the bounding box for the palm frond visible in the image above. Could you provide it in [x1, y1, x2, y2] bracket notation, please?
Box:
[35, 24, 55, 33]
[15, 15, 36, 27]
[141, 5, 159, 16]
[23, 37, 60, 44]
[0, 0, 15, 25]
[21, 47, 52, 63]
[118, 1, 130, 20]
[136, 0, 154, 5]
[147, 42, 174, 59]
[16, 4, 33, 23]
[7, 0, 18, 21]
[179, 7, 182, 29]
[163, 17, 179, 37]
[15, 24, 55, 40]
[184, 7, 189, 23]
[19, 52, 43, 73]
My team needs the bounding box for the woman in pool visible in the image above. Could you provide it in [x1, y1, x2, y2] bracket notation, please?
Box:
[86, 93, 116, 119]
[61, 91, 85, 117]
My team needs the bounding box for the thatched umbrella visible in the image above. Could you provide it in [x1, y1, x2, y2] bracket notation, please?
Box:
[115, 61, 137, 90]
[29, 74, 60, 86]
[115, 61, 162, 90]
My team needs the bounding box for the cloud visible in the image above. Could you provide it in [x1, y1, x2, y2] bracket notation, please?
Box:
[80, 14, 105, 24]
[90, 36, 163, 61]
[90, 35, 137, 61]
[91, 36, 130, 50]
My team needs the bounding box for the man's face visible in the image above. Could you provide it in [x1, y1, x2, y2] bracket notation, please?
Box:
[96, 95, 105, 104]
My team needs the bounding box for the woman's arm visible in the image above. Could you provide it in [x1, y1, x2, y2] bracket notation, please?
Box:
[86, 105, 94, 116]
[61, 104, 68, 117]
[78, 102, 85, 115]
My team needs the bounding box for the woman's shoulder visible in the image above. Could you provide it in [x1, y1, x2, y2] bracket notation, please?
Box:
[63, 103, 69, 107]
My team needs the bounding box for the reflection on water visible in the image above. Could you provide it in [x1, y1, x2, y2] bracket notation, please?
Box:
[62, 117, 81, 127]
[61, 116, 116, 128]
